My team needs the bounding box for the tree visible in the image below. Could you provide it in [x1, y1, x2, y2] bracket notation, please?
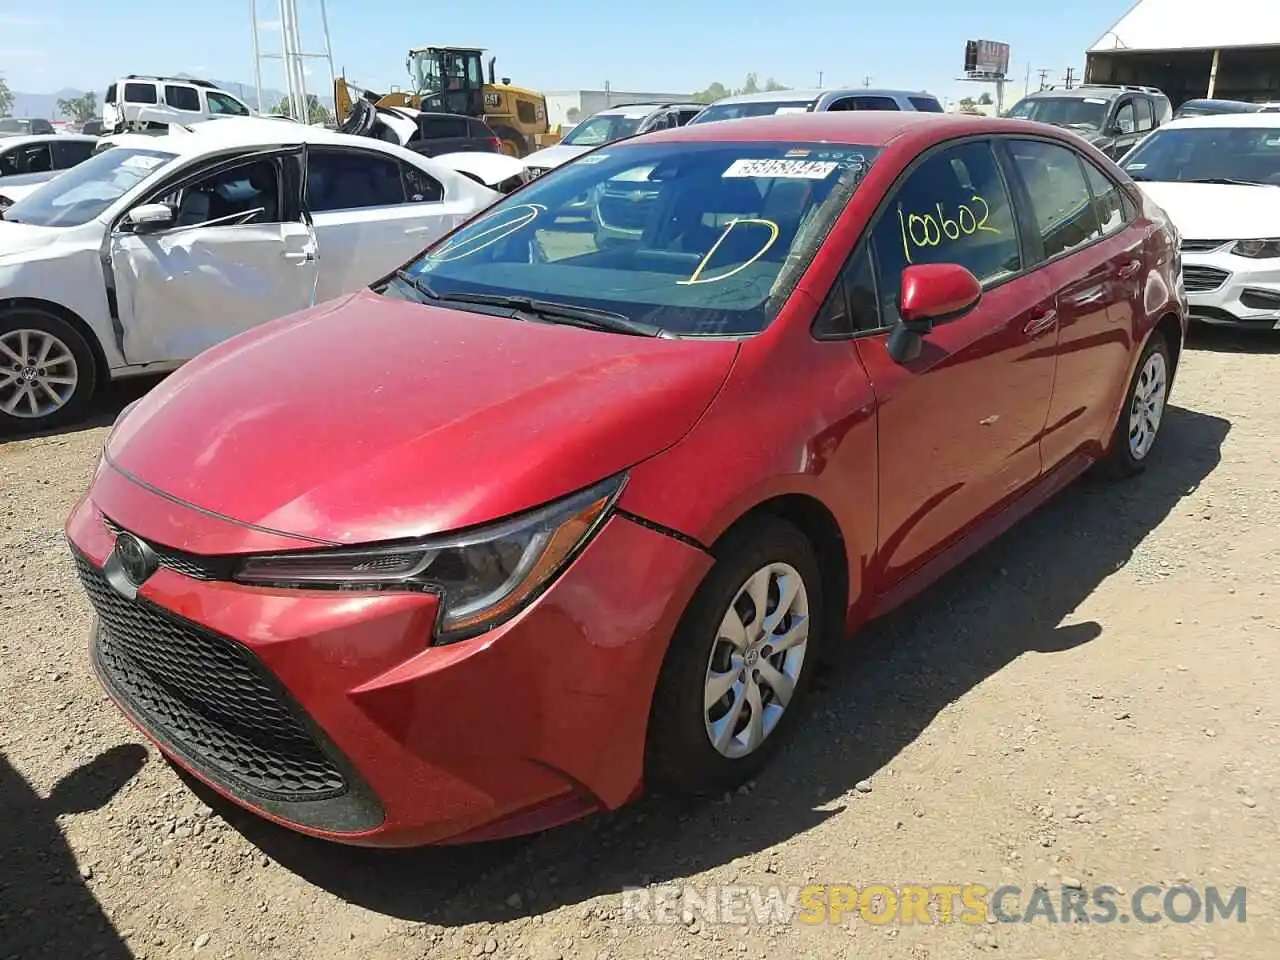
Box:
[57, 92, 98, 124]
[958, 96, 978, 114]
[977, 92, 993, 105]
[693, 74, 788, 105]
[693, 81, 730, 105]
[0, 75, 13, 117]
[272, 94, 331, 125]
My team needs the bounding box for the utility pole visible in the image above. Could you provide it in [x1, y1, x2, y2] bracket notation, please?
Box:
[1024, 62, 1031, 98]
[1037, 68, 1050, 91]
[1063, 66, 1076, 89]
[863, 73, 872, 88]
[817, 70, 823, 87]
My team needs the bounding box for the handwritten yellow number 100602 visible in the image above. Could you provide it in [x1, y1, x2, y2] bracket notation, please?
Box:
[897, 195, 1001, 264]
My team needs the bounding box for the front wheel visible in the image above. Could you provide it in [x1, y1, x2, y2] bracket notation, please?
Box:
[645, 515, 824, 796]
[1097, 332, 1172, 478]
[0, 309, 98, 434]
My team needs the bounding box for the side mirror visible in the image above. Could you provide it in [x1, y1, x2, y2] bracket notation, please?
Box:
[886, 263, 982, 364]
[123, 202, 173, 232]
[1104, 123, 1123, 137]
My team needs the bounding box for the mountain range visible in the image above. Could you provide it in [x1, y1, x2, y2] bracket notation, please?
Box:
[8, 75, 336, 120]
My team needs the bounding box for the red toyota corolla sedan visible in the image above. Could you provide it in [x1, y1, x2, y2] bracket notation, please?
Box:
[66, 112, 1187, 847]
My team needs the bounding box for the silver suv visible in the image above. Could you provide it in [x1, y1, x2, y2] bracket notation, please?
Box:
[689, 87, 944, 124]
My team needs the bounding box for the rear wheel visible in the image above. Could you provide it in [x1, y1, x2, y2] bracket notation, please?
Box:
[1097, 332, 1171, 479]
[0, 309, 98, 433]
[646, 515, 823, 795]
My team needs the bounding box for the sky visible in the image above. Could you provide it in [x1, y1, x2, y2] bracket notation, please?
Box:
[1, 0, 1137, 106]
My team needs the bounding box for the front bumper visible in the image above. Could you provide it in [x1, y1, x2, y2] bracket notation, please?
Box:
[1181, 245, 1280, 328]
[66, 467, 712, 846]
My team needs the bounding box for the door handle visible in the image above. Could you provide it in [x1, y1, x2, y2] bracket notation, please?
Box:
[1022, 308, 1058, 338]
[283, 249, 316, 263]
[1117, 259, 1141, 279]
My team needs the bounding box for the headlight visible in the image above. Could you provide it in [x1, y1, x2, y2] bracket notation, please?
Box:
[1230, 239, 1280, 259]
[231, 474, 626, 642]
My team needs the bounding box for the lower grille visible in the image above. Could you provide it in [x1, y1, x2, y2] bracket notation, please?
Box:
[1182, 265, 1230, 292]
[1241, 288, 1280, 311]
[75, 551, 347, 802]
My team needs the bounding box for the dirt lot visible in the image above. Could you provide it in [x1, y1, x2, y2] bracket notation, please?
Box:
[2, 326, 1278, 960]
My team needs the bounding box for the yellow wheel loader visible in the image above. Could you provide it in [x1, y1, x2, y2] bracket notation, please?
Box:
[334, 46, 561, 158]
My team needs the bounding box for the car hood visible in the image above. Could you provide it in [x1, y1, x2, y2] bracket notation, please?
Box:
[523, 144, 591, 170]
[1136, 181, 1280, 240]
[0, 219, 62, 258]
[106, 289, 739, 545]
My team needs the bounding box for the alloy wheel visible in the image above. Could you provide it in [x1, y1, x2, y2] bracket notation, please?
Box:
[0, 328, 80, 420]
[703, 562, 810, 759]
[1128, 349, 1168, 461]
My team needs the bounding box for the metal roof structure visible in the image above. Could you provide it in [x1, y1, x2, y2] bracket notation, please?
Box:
[1090, 0, 1280, 53]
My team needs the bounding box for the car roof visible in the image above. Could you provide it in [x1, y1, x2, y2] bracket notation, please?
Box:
[636, 110, 1039, 147]
[1160, 112, 1280, 130]
[595, 103, 690, 118]
[102, 117, 421, 158]
[0, 134, 99, 147]
[707, 87, 935, 106]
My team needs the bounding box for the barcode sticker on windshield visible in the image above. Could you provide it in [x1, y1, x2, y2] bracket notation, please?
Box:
[775, 106, 810, 115]
[1083, 97, 1108, 104]
[723, 158, 838, 180]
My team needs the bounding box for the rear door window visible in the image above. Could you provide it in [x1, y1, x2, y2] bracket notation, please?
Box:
[1008, 139, 1104, 259]
[418, 116, 469, 139]
[306, 149, 408, 212]
[852, 96, 901, 110]
[165, 85, 201, 112]
[53, 140, 96, 169]
[123, 82, 158, 105]
[909, 96, 945, 112]
[1134, 97, 1154, 132]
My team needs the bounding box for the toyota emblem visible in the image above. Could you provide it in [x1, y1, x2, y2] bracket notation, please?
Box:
[114, 533, 157, 586]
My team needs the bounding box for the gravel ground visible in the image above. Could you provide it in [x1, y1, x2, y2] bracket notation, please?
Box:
[2, 325, 1278, 960]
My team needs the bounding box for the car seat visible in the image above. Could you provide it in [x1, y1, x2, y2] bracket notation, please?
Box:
[175, 190, 212, 227]
[245, 165, 278, 222]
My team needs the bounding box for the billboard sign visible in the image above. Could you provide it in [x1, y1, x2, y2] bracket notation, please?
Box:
[964, 40, 1011, 78]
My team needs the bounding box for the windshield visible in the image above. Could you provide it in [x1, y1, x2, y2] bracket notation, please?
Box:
[561, 115, 644, 146]
[409, 52, 443, 95]
[1174, 101, 1257, 118]
[1005, 96, 1108, 130]
[1120, 126, 1280, 184]
[690, 100, 816, 124]
[0, 119, 33, 134]
[3, 147, 177, 227]
[384, 141, 880, 337]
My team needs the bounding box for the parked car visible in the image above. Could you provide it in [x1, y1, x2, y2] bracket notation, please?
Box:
[0, 117, 56, 137]
[1005, 84, 1173, 160]
[1119, 112, 1280, 329]
[338, 99, 503, 157]
[65, 111, 1186, 847]
[688, 88, 945, 125]
[80, 119, 106, 137]
[0, 117, 500, 430]
[102, 74, 255, 133]
[522, 102, 704, 177]
[1173, 98, 1262, 120]
[0, 135, 101, 209]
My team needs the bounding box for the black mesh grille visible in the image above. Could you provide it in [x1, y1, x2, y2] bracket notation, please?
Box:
[75, 551, 347, 802]
[1180, 239, 1225, 253]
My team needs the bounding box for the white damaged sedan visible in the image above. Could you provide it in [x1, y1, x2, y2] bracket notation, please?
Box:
[1120, 113, 1280, 331]
[0, 117, 500, 430]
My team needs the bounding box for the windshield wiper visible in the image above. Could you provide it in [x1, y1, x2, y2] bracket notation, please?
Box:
[393, 276, 664, 337]
[1187, 177, 1272, 186]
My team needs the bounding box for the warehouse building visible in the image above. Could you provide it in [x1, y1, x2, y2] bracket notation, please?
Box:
[543, 89, 696, 128]
[1086, 0, 1280, 106]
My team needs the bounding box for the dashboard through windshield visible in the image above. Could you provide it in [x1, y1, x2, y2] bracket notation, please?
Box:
[1121, 126, 1280, 184]
[384, 140, 881, 337]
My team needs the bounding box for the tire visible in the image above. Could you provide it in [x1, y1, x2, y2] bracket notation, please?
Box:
[645, 515, 824, 796]
[0, 308, 98, 434]
[1096, 331, 1172, 479]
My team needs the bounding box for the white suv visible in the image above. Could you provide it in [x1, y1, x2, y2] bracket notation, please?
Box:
[103, 75, 255, 133]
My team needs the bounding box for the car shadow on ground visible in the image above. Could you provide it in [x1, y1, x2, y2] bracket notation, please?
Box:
[1, 375, 166, 444]
[196, 403, 1229, 926]
[1185, 323, 1280, 355]
[0, 744, 148, 956]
